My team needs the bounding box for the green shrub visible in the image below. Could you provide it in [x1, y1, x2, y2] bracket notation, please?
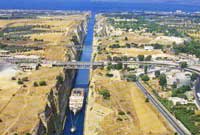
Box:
[33, 82, 39, 87]
[126, 74, 137, 82]
[11, 77, 16, 80]
[39, 81, 47, 86]
[118, 111, 125, 115]
[106, 73, 113, 77]
[117, 117, 123, 121]
[17, 80, 23, 85]
[99, 89, 110, 100]
[145, 98, 149, 102]
[56, 75, 64, 83]
[141, 74, 150, 82]
[137, 55, 145, 61]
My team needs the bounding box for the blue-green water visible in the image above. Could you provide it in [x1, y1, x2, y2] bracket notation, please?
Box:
[63, 13, 95, 135]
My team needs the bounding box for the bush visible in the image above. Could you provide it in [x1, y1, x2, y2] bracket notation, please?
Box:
[141, 74, 150, 82]
[145, 55, 152, 61]
[126, 74, 137, 82]
[191, 73, 198, 81]
[22, 77, 29, 82]
[145, 98, 149, 102]
[118, 111, 125, 115]
[106, 73, 113, 77]
[99, 89, 110, 100]
[180, 62, 188, 69]
[155, 70, 160, 78]
[33, 82, 39, 87]
[39, 81, 47, 86]
[17, 80, 23, 85]
[117, 117, 123, 121]
[109, 44, 120, 48]
[56, 75, 64, 83]
[115, 63, 123, 70]
[137, 55, 144, 61]
[11, 77, 16, 80]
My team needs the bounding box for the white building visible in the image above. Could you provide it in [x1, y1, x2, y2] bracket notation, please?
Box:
[19, 63, 39, 72]
[144, 46, 154, 51]
[168, 97, 188, 105]
[166, 69, 192, 88]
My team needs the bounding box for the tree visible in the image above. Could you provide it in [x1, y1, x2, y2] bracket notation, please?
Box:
[159, 74, 167, 89]
[0, 32, 4, 37]
[141, 74, 150, 82]
[126, 75, 137, 82]
[191, 73, 198, 81]
[137, 55, 144, 61]
[155, 70, 160, 78]
[144, 65, 148, 74]
[172, 85, 191, 98]
[180, 62, 188, 69]
[145, 55, 152, 61]
[115, 63, 123, 70]
[56, 75, 64, 84]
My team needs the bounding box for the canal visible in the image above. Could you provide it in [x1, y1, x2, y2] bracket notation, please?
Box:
[63, 13, 95, 135]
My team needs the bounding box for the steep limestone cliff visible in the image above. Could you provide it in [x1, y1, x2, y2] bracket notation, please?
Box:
[32, 15, 89, 135]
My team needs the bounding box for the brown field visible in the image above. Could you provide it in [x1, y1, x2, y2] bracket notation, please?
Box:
[0, 13, 87, 134]
[99, 33, 154, 46]
[109, 48, 163, 57]
[85, 69, 173, 135]
[0, 67, 63, 135]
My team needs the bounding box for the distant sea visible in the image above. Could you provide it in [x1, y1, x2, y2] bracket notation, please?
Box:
[0, 1, 200, 12]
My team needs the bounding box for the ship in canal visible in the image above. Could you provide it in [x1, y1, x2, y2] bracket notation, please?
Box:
[69, 88, 85, 115]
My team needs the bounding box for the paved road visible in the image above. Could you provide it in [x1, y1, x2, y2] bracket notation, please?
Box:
[135, 81, 191, 135]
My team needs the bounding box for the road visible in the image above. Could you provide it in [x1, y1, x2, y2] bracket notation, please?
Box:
[135, 81, 191, 135]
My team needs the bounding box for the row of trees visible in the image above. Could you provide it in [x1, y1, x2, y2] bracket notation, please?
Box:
[137, 55, 152, 61]
[173, 40, 200, 58]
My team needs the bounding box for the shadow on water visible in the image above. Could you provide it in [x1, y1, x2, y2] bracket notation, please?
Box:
[63, 13, 95, 135]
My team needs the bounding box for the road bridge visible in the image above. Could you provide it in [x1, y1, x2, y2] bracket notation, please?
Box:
[52, 60, 179, 69]
[52, 61, 104, 69]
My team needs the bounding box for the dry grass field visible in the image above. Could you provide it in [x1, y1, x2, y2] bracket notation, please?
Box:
[109, 48, 163, 57]
[0, 12, 87, 134]
[0, 67, 63, 135]
[85, 69, 173, 135]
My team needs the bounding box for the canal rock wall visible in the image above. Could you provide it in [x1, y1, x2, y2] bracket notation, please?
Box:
[32, 15, 89, 135]
[68, 16, 88, 61]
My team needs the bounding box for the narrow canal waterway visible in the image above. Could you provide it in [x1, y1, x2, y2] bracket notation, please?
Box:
[63, 13, 95, 135]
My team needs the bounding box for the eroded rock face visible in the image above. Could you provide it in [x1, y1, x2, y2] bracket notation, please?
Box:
[32, 68, 76, 135]
[32, 16, 89, 135]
